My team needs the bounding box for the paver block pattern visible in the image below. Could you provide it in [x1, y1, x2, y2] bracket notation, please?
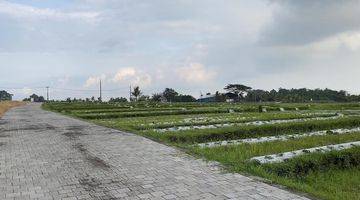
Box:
[0, 103, 310, 200]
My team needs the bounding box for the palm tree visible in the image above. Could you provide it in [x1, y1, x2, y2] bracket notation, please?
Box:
[131, 86, 142, 101]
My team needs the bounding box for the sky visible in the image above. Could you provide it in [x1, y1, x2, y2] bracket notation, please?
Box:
[1, 0, 360, 100]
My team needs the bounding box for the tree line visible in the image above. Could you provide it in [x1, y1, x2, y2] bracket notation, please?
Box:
[8, 84, 360, 103]
[217, 84, 360, 103]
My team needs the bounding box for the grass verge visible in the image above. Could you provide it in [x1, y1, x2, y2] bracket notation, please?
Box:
[192, 135, 360, 200]
[0, 101, 25, 118]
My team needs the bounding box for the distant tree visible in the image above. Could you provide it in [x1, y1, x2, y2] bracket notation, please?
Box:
[24, 94, 45, 102]
[214, 91, 226, 102]
[246, 90, 270, 102]
[151, 93, 163, 102]
[240, 87, 356, 103]
[0, 90, 12, 101]
[138, 95, 150, 101]
[109, 97, 128, 103]
[224, 84, 252, 101]
[162, 88, 178, 102]
[174, 95, 196, 102]
[131, 86, 142, 101]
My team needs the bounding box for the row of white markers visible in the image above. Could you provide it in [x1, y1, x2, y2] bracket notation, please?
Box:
[251, 141, 360, 164]
[155, 115, 342, 133]
[196, 126, 360, 164]
[197, 127, 360, 148]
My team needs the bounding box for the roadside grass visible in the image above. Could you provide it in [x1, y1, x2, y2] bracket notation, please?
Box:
[191, 132, 360, 171]
[294, 168, 360, 200]
[0, 101, 25, 117]
[191, 135, 360, 200]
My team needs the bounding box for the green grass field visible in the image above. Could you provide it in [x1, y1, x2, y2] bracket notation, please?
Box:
[43, 102, 360, 200]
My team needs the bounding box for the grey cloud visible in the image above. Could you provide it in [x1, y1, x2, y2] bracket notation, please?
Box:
[2, 0, 360, 100]
[260, 0, 360, 46]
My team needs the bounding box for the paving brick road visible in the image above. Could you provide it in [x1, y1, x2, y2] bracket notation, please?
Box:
[0, 103, 310, 200]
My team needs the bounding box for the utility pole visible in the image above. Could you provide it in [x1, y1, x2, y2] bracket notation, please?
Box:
[129, 85, 132, 102]
[46, 86, 49, 101]
[99, 79, 102, 102]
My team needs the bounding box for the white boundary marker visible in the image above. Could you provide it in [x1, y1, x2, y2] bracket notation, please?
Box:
[250, 141, 360, 164]
[197, 127, 360, 148]
[154, 115, 342, 133]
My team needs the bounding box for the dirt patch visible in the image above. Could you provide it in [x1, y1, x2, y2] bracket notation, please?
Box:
[18, 125, 41, 131]
[43, 124, 57, 130]
[0, 134, 10, 138]
[67, 125, 85, 131]
[79, 176, 102, 190]
[106, 131, 120, 135]
[86, 155, 111, 169]
[63, 131, 87, 139]
[78, 175, 118, 200]
[1, 125, 55, 132]
[1, 127, 38, 132]
[73, 143, 111, 169]
[0, 123, 57, 133]
[74, 143, 87, 152]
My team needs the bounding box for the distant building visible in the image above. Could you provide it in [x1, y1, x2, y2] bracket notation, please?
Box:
[197, 94, 216, 103]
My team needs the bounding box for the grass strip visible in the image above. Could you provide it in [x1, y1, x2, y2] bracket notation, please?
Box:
[263, 146, 360, 177]
[151, 117, 360, 144]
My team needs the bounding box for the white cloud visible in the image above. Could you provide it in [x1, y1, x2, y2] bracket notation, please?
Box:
[311, 31, 360, 52]
[112, 68, 136, 82]
[132, 73, 152, 87]
[177, 63, 216, 83]
[0, 1, 100, 23]
[3, 0, 360, 100]
[57, 76, 70, 86]
[112, 67, 152, 87]
[22, 87, 33, 95]
[84, 74, 106, 87]
[84, 67, 152, 89]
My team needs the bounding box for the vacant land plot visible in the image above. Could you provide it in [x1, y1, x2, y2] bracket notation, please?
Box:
[0, 101, 25, 117]
[44, 102, 360, 200]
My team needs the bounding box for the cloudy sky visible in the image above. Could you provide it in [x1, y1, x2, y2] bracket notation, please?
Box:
[1, 0, 360, 100]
